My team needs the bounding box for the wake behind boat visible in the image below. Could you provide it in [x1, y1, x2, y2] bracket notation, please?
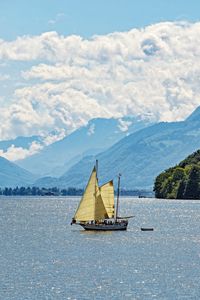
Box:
[71, 161, 133, 231]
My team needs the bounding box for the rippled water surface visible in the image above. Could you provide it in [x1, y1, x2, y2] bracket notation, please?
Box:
[0, 196, 200, 300]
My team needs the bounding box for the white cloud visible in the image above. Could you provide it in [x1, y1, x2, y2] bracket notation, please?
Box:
[48, 13, 65, 25]
[118, 119, 132, 132]
[42, 129, 66, 145]
[0, 21, 200, 141]
[0, 142, 43, 161]
[87, 123, 95, 136]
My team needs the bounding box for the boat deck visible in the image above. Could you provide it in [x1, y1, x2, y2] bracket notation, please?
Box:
[80, 222, 128, 231]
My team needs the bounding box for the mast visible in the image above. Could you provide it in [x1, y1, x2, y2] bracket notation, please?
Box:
[96, 159, 98, 181]
[115, 173, 121, 221]
[94, 159, 98, 221]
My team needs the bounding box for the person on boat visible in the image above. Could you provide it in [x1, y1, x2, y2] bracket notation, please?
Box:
[71, 218, 76, 225]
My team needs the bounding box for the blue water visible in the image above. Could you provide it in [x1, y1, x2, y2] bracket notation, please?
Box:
[0, 197, 200, 300]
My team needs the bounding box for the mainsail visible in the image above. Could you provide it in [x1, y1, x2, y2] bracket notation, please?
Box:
[73, 167, 108, 222]
[100, 181, 115, 218]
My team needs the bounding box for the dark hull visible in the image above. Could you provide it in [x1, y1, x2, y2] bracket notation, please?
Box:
[141, 228, 154, 231]
[80, 222, 128, 231]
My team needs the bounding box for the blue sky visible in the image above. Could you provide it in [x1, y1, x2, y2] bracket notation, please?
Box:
[1, 0, 200, 39]
[1, 0, 200, 158]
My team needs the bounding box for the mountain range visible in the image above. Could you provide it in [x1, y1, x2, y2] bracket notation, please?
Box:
[0, 157, 36, 188]
[1, 106, 200, 189]
[0, 135, 42, 151]
[35, 106, 200, 190]
[16, 116, 152, 176]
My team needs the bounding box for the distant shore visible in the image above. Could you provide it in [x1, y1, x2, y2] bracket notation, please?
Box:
[0, 186, 154, 197]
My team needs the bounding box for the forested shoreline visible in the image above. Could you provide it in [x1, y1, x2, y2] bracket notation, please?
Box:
[0, 186, 153, 197]
[0, 186, 83, 196]
[154, 150, 200, 199]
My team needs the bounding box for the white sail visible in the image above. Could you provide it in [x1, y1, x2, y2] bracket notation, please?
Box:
[74, 167, 108, 222]
[100, 180, 115, 218]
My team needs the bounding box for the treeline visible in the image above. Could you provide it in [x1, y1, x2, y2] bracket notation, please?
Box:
[0, 186, 153, 197]
[0, 186, 84, 196]
[154, 149, 200, 199]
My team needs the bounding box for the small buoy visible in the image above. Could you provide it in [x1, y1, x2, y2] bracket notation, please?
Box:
[141, 227, 154, 231]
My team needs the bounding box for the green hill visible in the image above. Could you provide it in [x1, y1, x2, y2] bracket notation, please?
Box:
[154, 150, 200, 199]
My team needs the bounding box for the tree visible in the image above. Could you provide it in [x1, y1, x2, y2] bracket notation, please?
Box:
[184, 166, 200, 199]
[154, 172, 168, 198]
[176, 180, 186, 199]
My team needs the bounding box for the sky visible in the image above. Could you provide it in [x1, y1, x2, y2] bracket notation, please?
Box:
[1, 1, 200, 160]
[1, 0, 200, 40]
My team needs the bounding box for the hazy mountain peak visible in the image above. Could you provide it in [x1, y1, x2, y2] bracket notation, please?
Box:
[0, 156, 37, 187]
[186, 106, 200, 122]
[49, 108, 200, 189]
[0, 136, 42, 152]
[17, 116, 153, 176]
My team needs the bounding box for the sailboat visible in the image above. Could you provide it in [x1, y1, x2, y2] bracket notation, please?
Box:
[71, 161, 132, 231]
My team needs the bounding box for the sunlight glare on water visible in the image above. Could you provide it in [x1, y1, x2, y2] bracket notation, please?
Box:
[0, 196, 200, 300]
